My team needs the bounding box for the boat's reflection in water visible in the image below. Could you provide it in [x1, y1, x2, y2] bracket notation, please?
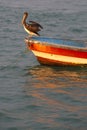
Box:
[25, 65, 87, 88]
[24, 65, 87, 129]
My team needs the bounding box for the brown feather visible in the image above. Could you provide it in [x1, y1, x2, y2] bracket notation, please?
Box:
[29, 21, 43, 29]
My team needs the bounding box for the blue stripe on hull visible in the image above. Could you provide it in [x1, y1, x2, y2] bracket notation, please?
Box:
[31, 37, 86, 48]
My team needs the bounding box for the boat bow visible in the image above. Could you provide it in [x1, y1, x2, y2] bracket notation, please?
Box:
[24, 37, 87, 66]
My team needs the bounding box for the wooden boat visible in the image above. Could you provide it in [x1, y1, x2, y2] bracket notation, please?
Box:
[24, 37, 87, 66]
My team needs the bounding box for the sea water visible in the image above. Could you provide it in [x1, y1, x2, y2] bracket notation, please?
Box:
[0, 0, 87, 129]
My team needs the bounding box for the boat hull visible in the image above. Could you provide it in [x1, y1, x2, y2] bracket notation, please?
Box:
[24, 37, 87, 66]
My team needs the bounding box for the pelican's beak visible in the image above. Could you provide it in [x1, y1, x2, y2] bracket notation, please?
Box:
[21, 20, 23, 25]
[21, 14, 26, 25]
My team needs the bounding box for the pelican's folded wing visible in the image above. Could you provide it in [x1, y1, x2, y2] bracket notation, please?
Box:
[29, 21, 43, 29]
[26, 23, 40, 32]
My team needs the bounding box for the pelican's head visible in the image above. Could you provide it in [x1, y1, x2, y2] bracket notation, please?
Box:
[21, 12, 28, 25]
[24, 12, 28, 17]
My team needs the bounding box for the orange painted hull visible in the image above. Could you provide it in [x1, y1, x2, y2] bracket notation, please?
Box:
[24, 37, 87, 66]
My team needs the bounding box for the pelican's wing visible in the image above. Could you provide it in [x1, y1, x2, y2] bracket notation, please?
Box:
[26, 23, 41, 32]
[29, 21, 43, 29]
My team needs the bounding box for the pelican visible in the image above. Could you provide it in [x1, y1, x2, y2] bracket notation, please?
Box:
[22, 12, 43, 38]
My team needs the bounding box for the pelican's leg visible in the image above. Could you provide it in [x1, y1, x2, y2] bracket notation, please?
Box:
[27, 35, 32, 40]
[25, 35, 29, 40]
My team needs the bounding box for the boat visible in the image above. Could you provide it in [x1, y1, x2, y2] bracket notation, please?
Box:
[24, 37, 87, 66]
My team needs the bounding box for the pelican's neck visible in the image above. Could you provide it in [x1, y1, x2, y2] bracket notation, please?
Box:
[22, 14, 28, 25]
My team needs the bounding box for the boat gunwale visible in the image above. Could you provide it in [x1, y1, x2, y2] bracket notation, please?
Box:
[25, 38, 87, 52]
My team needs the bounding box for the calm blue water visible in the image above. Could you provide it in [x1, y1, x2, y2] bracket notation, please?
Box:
[0, 0, 87, 130]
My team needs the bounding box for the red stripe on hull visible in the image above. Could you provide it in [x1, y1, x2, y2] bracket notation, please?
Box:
[28, 42, 87, 59]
